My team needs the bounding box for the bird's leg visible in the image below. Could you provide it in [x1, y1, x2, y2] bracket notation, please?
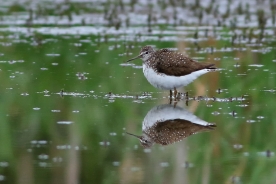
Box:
[170, 90, 173, 99]
[174, 87, 177, 98]
[185, 91, 189, 100]
[173, 100, 178, 107]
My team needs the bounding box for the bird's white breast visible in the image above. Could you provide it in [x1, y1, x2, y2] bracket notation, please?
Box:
[142, 64, 209, 90]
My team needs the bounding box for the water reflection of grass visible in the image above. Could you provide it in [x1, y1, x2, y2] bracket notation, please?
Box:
[0, 32, 275, 183]
[0, 0, 276, 182]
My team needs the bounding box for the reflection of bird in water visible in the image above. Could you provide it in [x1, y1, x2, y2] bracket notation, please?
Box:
[126, 104, 216, 148]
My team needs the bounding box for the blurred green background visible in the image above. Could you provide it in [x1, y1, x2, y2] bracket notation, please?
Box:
[0, 0, 276, 184]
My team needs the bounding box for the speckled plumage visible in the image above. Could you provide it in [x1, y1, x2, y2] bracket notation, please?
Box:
[126, 46, 216, 90]
[142, 46, 215, 76]
[126, 104, 216, 148]
[143, 119, 215, 146]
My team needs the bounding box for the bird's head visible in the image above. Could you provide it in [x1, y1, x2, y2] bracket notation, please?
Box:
[126, 132, 154, 148]
[126, 46, 155, 63]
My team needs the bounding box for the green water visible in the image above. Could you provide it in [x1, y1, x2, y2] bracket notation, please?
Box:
[0, 0, 276, 184]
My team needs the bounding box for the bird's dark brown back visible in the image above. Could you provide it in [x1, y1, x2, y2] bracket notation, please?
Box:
[153, 49, 216, 76]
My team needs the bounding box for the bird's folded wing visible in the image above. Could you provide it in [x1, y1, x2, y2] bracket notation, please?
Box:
[155, 49, 215, 76]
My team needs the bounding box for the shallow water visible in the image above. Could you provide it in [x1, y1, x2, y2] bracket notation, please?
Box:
[0, 0, 276, 184]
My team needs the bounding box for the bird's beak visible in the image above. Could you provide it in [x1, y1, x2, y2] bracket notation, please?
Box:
[125, 54, 142, 62]
[125, 132, 142, 139]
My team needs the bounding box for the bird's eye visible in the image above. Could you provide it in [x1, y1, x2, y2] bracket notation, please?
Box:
[145, 51, 148, 54]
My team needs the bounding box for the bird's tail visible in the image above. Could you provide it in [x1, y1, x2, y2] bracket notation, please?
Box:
[204, 63, 216, 69]
[206, 124, 217, 129]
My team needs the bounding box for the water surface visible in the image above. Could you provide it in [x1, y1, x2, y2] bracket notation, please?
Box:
[0, 0, 275, 184]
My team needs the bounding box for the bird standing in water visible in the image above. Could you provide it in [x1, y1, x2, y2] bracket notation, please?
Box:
[126, 46, 216, 97]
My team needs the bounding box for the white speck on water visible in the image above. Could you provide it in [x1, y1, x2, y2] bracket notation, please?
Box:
[38, 154, 49, 160]
[40, 68, 48, 70]
[144, 148, 151, 153]
[38, 140, 47, 144]
[120, 63, 135, 66]
[33, 107, 40, 110]
[0, 162, 9, 167]
[72, 110, 79, 113]
[257, 116, 264, 119]
[112, 161, 120, 166]
[160, 162, 169, 167]
[0, 175, 5, 181]
[236, 104, 248, 107]
[246, 119, 256, 123]
[53, 157, 63, 163]
[46, 53, 60, 56]
[38, 162, 48, 167]
[233, 144, 243, 149]
[52, 63, 58, 65]
[31, 140, 47, 145]
[248, 64, 264, 67]
[57, 121, 73, 124]
[131, 167, 141, 172]
[8, 60, 16, 64]
[109, 132, 117, 136]
[51, 110, 61, 112]
[99, 141, 110, 146]
[79, 52, 87, 55]
[21, 93, 29, 96]
[212, 111, 220, 115]
[56, 145, 71, 150]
